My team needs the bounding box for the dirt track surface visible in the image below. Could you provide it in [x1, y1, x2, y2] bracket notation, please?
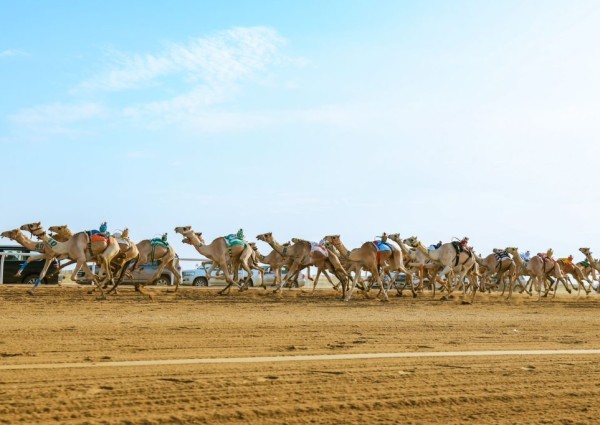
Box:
[1, 285, 599, 424]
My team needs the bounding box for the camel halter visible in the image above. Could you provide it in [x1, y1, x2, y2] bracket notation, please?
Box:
[28, 224, 46, 238]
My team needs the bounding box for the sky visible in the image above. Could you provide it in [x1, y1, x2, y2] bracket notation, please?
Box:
[1, 0, 600, 263]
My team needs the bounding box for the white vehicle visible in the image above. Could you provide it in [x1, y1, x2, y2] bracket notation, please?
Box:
[182, 264, 307, 287]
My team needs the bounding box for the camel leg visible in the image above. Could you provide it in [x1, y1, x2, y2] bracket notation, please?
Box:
[311, 268, 322, 294]
[344, 266, 362, 302]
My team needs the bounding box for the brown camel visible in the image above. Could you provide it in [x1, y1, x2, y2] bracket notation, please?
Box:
[474, 249, 519, 299]
[506, 247, 570, 300]
[406, 237, 477, 301]
[20, 222, 120, 298]
[250, 242, 289, 288]
[322, 234, 415, 301]
[0, 229, 64, 284]
[175, 226, 253, 294]
[557, 257, 592, 295]
[256, 233, 348, 298]
[48, 225, 142, 296]
[579, 248, 600, 291]
[388, 234, 446, 296]
[125, 234, 182, 297]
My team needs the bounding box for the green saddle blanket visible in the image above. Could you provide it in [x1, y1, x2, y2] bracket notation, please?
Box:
[150, 238, 169, 249]
[224, 234, 246, 248]
[578, 259, 590, 268]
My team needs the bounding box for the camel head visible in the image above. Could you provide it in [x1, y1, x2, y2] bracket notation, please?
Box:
[579, 247, 591, 256]
[403, 236, 419, 248]
[1, 229, 21, 240]
[387, 233, 401, 243]
[20, 222, 45, 237]
[256, 232, 273, 243]
[48, 225, 69, 233]
[174, 226, 193, 236]
[181, 237, 193, 245]
[122, 228, 129, 238]
[505, 247, 518, 255]
[322, 235, 340, 245]
[249, 242, 258, 251]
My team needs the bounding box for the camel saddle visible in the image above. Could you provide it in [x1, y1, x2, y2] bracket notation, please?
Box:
[578, 259, 590, 268]
[451, 241, 472, 266]
[310, 242, 329, 257]
[85, 230, 109, 243]
[371, 240, 392, 265]
[494, 250, 510, 262]
[537, 253, 556, 270]
[223, 234, 246, 248]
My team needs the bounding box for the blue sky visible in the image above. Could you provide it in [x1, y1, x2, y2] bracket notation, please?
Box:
[2, 1, 600, 261]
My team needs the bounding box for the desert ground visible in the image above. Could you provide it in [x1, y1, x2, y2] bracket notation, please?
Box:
[0, 284, 599, 424]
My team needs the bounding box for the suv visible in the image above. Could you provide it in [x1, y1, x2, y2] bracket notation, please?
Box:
[0, 245, 62, 285]
[182, 263, 262, 287]
[76, 261, 180, 286]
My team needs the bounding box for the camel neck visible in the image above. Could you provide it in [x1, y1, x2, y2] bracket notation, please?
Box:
[333, 240, 349, 256]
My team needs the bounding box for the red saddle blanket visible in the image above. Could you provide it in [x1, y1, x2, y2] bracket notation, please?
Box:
[91, 234, 108, 243]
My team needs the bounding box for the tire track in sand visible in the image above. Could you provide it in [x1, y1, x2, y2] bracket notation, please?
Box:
[2, 348, 600, 371]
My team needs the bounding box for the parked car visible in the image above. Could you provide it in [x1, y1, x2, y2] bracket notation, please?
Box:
[0, 245, 62, 285]
[182, 263, 263, 287]
[76, 260, 180, 286]
[182, 264, 307, 287]
[262, 266, 307, 288]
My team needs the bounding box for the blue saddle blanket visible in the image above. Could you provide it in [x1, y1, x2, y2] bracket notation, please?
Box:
[372, 241, 392, 252]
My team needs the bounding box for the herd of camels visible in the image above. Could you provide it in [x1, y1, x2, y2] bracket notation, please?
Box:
[2, 221, 599, 303]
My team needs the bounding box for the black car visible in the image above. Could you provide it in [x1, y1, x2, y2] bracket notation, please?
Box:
[0, 245, 61, 285]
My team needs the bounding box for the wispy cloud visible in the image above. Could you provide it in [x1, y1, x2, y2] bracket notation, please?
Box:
[6, 26, 301, 139]
[8, 102, 105, 137]
[0, 48, 28, 58]
[79, 26, 287, 92]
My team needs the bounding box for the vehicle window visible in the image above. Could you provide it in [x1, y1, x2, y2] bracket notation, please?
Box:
[1, 250, 25, 261]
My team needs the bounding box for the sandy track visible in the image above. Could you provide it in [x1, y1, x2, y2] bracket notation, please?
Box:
[2, 349, 600, 371]
[1, 285, 599, 424]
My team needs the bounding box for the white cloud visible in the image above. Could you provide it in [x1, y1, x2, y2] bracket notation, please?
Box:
[79, 26, 286, 92]
[8, 102, 105, 136]
[0, 49, 28, 58]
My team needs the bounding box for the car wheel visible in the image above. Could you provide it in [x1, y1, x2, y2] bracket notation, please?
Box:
[193, 277, 208, 287]
[154, 275, 170, 286]
[23, 274, 42, 285]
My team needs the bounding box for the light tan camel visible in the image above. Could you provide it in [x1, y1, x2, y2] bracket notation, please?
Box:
[322, 234, 415, 301]
[557, 257, 592, 295]
[251, 243, 289, 288]
[474, 249, 519, 299]
[49, 225, 140, 295]
[181, 236, 262, 288]
[175, 226, 253, 294]
[0, 229, 63, 285]
[20, 222, 120, 298]
[506, 247, 570, 300]
[406, 237, 477, 301]
[388, 234, 446, 296]
[256, 233, 348, 298]
[579, 248, 600, 290]
[125, 234, 182, 297]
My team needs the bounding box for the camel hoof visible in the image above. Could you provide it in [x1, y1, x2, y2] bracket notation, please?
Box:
[27, 290, 34, 296]
[461, 300, 471, 305]
[412, 292, 417, 298]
